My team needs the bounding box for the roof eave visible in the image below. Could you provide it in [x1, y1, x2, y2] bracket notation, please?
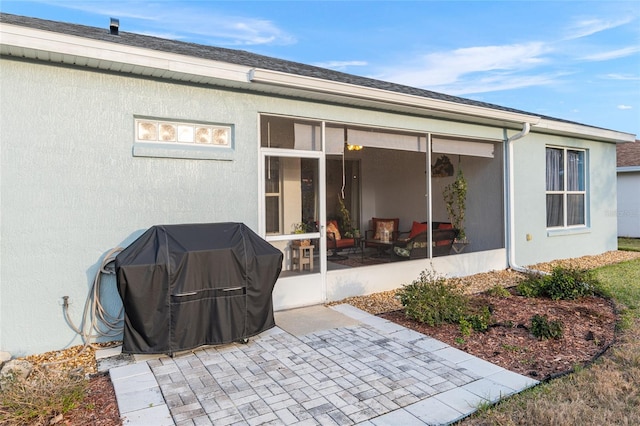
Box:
[0, 22, 253, 86]
[249, 68, 541, 127]
[2, 20, 635, 143]
[534, 118, 636, 144]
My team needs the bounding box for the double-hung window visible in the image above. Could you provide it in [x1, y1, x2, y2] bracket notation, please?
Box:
[546, 147, 586, 228]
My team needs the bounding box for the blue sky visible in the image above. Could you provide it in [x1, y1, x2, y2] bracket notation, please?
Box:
[2, 0, 639, 136]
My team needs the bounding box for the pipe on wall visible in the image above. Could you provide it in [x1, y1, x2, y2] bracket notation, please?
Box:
[505, 122, 541, 274]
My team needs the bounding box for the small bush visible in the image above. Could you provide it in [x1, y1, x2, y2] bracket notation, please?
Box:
[544, 267, 605, 300]
[397, 270, 469, 326]
[486, 285, 511, 298]
[517, 267, 606, 300]
[467, 306, 493, 332]
[459, 318, 472, 337]
[530, 314, 564, 340]
[516, 272, 546, 298]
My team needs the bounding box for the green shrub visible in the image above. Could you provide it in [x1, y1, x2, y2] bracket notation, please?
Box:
[459, 318, 472, 337]
[517, 267, 606, 300]
[544, 267, 604, 300]
[486, 284, 511, 298]
[516, 272, 546, 298]
[530, 314, 564, 340]
[467, 306, 493, 332]
[397, 270, 469, 326]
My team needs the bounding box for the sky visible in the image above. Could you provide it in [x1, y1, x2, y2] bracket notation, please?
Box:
[2, 0, 639, 137]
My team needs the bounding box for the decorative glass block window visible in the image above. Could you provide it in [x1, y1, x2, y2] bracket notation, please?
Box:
[135, 119, 231, 146]
[546, 146, 587, 228]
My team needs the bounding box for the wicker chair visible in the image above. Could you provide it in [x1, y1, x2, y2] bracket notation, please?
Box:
[391, 228, 457, 260]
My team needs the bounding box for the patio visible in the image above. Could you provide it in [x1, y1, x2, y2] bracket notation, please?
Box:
[104, 304, 538, 425]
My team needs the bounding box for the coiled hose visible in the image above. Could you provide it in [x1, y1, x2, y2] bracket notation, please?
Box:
[44, 247, 124, 369]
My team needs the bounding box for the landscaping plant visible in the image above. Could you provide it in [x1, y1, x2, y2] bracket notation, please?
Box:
[397, 270, 469, 326]
[516, 266, 606, 300]
[530, 314, 564, 340]
[397, 270, 494, 334]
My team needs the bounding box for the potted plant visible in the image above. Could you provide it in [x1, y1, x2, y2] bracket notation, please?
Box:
[337, 196, 354, 238]
[443, 167, 468, 244]
[292, 222, 311, 246]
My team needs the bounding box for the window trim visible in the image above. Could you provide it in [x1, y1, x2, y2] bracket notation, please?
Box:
[545, 145, 588, 230]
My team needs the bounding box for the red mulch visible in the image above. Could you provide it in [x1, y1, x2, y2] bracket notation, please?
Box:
[61, 374, 122, 426]
[380, 289, 618, 380]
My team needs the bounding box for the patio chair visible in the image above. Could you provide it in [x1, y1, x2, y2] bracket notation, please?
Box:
[326, 219, 357, 260]
[391, 221, 457, 259]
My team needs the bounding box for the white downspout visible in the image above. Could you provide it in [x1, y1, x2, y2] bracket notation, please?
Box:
[506, 122, 533, 274]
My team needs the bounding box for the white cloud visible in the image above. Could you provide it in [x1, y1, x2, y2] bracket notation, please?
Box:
[580, 46, 640, 61]
[375, 42, 554, 93]
[605, 73, 640, 81]
[440, 72, 570, 96]
[34, 0, 296, 45]
[563, 17, 635, 40]
[312, 60, 368, 70]
[618, 105, 633, 110]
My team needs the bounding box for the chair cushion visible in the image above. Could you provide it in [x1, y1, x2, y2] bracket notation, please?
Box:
[327, 220, 341, 240]
[374, 220, 395, 240]
[409, 221, 428, 239]
[393, 245, 411, 257]
[334, 238, 356, 249]
[437, 222, 454, 230]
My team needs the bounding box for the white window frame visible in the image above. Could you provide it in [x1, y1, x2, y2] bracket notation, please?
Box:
[265, 156, 283, 235]
[546, 146, 587, 229]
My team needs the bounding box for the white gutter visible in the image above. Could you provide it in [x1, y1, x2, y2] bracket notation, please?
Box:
[505, 123, 540, 275]
[0, 22, 252, 84]
[249, 69, 541, 126]
[617, 166, 640, 173]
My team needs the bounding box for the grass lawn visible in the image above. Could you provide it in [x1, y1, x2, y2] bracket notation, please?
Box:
[619, 237, 640, 252]
[462, 258, 640, 426]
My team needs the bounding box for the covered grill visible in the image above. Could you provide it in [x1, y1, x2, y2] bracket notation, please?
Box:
[115, 222, 282, 355]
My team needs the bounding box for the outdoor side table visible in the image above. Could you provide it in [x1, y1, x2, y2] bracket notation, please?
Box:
[292, 244, 314, 272]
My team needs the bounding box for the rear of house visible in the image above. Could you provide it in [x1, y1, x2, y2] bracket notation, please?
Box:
[0, 13, 635, 355]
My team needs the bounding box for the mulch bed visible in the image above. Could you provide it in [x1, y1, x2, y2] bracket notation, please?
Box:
[380, 289, 618, 380]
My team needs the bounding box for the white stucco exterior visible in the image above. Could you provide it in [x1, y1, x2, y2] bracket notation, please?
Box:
[510, 132, 619, 266]
[0, 14, 635, 355]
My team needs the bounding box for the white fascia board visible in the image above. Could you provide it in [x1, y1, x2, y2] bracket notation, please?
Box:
[534, 118, 636, 143]
[249, 68, 541, 126]
[0, 23, 252, 83]
[617, 166, 640, 173]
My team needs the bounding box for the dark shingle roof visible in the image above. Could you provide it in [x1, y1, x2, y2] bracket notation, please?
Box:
[0, 13, 619, 131]
[617, 141, 640, 167]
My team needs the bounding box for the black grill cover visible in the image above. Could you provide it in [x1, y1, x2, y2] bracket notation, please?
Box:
[115, 223, 282, 355]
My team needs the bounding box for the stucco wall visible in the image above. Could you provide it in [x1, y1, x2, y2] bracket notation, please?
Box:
[617, 172, 640, 237]
[511, 132, 618, 266]
[0, 60, 261, 355]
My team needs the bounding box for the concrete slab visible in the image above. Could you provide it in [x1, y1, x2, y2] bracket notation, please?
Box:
[121, 404, 174, 426]
[275, 304, 360, 336]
